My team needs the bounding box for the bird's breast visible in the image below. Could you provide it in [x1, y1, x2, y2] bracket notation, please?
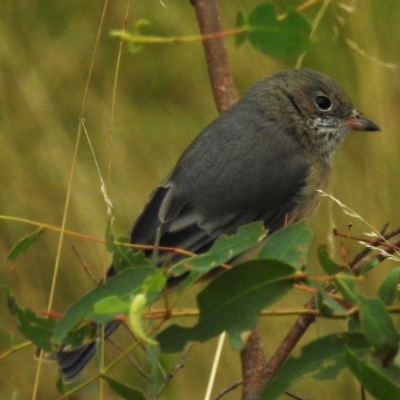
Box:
[288, 162, 330, 224]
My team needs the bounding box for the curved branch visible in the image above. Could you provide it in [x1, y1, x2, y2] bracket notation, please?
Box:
[191, 0, 238, 112]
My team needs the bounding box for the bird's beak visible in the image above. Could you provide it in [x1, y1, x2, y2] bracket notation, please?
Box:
[344, 110, 380, 132]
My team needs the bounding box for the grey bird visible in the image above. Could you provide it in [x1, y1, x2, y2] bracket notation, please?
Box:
[55, 68, 379, 380]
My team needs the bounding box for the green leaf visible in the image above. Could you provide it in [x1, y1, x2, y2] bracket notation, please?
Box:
[378, 267, 400, 305]
[56, 377, 65, 395]
[346, 348, 400, 400]
[311, 281, 347, 316]
[142, 268, 167, 304]
[53, 266, 155, 344]
[227, 316, 257, 350]
[317, 245, 342, 275]
[103, 375, 146, 400]
[335, 277, 399, 351]
[5, 227, 45, 262]
[357, 296, 399, 351]
[173, 222, 266, 290]
[359, 257, 380, 276]
[247, 3, 312, 58]
[348, 314, 361, 332]
[147, 343, 162, 398]
[261, 332, 371, 400]
[92, 296, 129, 316]
[62, 323, 97, 350]
[158, 259, 297, 353]
[174, 222, 266, 273]
[3, 287, 56, 352]
[259, 221, 312, 269]
[105, 213, 115, 252]
[334, 272, 357, 303]
[90, 270, 166, 331]
[235, 11, 248, 47]
[112, 235, 150, 273]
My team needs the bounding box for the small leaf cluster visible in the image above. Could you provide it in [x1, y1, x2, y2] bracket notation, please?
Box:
[111, 2, 313, 59]
[236, 3, 313, 58]
[4, 220, 400, 399]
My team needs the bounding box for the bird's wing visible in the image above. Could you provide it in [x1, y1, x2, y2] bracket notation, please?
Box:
[129, 101, 312, 266]
[130, 134, 308, 264]
[130, 183, 218, 264]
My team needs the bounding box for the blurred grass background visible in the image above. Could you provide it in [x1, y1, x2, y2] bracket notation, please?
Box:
[1, 1, 399, 399]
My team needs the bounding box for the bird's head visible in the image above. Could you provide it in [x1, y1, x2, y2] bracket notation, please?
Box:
[252, 69, 380, 162]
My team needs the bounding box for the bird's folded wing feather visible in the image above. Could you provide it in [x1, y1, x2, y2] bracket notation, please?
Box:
[129, 102, 310, 266]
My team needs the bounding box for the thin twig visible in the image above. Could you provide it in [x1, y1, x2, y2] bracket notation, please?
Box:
[348, 225, 400, 267]
[240, 329, 268, 400]
[108, 338, 149, 380]
[211, 380, 242, 400]
[379, 222, 390, 236]
[351, 234, 400, 276]
[263, 297, 316, 385]
[157, 343, 193, 396]
[72, 245, 98, 285]
[284, 391, 308, 400]
[361, 384, 367, 400]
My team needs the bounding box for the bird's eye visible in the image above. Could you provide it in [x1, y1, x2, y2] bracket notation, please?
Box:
[315, 96, 332, 111]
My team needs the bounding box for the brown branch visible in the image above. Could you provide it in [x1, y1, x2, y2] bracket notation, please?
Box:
[334, 225, 400, 275]
[212, 380, 242, 400]
[351, 233, 400, 276]
[190, 0, 238, 112]
[190, 2, 272, 399]
[240, 329, 268, 400]
[190, 2, 268, 399]
[333, 228, 400, 253]
[262, 297, 316, 384]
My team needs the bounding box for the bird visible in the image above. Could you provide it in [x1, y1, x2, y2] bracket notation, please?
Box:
[54, 68, 379, 380]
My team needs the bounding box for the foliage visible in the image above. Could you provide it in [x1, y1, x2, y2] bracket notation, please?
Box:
[5, 219, 400, 399]
[111, 2, 313, 58]
[2, 1, 398, 399]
